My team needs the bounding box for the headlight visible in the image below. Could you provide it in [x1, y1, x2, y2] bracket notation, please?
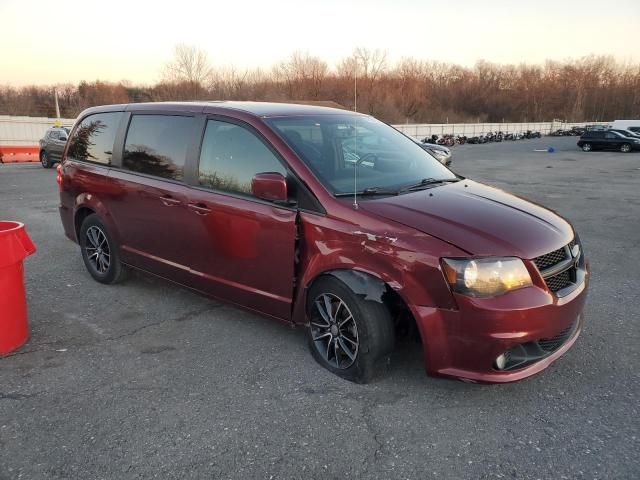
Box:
[441, 257, 532, 297]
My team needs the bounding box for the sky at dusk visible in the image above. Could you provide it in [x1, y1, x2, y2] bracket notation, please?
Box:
[1, 0, 638, 86]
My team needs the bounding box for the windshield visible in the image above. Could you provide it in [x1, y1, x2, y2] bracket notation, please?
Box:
[266, 114, 456, 195]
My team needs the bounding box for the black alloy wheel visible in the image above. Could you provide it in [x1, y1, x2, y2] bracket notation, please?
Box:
[310, 292, 359, 369]
[79, 214, 127, 284]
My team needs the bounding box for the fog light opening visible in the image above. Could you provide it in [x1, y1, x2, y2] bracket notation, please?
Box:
[494, 353, 508, 371]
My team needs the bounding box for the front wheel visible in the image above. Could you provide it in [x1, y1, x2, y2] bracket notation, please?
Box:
[79, 214, 127, 284]
[40, 151, 53, 168]
[581, 143, 592, 152]
[620, 143, 631, 153]
[306, 276, 394, 383]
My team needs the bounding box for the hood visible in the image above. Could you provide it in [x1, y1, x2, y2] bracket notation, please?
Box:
[358, 180, 574, 259]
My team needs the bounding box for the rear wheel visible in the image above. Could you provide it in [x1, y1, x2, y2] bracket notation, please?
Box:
[306, 276, 394, 383]
[79, 214, 127, 284]
[40, 151, 52, 168]
[620, 143, 631, 153]
[581, 143, 592, 152]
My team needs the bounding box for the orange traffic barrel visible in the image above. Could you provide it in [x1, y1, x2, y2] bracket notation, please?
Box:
[0, 221, 36, 355]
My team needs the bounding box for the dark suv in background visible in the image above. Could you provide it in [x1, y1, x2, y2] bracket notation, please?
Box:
[39, 126, 69, 168]
[577, 130, 640, 153]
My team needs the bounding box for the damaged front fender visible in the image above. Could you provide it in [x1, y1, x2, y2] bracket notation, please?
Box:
[324, 269, 387, 303]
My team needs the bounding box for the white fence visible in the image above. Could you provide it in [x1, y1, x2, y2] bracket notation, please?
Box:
[0, 115, 76, 145]
[392, 120, 608, 140]
[0, 115, 611, 145]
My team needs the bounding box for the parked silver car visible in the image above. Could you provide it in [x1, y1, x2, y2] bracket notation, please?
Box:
[412, 139, 452, 166]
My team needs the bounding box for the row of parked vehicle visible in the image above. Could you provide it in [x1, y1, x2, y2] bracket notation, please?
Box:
[550, 126, 586, 136]
[421, 130, 542, 147]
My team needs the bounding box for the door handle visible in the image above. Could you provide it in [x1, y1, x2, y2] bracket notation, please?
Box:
[160, 195, 181, 206]
[188, 203, 212, 215]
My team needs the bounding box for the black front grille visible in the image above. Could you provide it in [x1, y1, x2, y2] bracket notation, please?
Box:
[533, 240, 579, 294]
[537, 323, 575, 352]
[533, 247, 568, 271]
[545, 269, 574, 292]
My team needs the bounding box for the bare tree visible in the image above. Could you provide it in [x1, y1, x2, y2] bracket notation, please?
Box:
[162, 44, 213, 98]
[273, 52, 328, 99]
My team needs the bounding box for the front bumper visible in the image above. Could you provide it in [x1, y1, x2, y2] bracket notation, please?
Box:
[412, 271, 589, 383]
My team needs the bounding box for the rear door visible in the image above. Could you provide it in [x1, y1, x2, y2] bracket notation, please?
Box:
[105, 112, 203, 283]
[185, 117, 297, 320]
[48, 130, 66, 161]
[604, 132, 621, 150]
[52, 129, 69, 160]
[589, 131, 604, 149]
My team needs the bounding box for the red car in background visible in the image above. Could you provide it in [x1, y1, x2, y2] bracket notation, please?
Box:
[57, 102, 589, 383]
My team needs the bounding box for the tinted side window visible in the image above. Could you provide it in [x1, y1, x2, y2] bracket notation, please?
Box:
[123, 115, 194, 181]
[198, 120, 287, 196]
[68, 112, 122, 164]
[629, 127, 640, 133]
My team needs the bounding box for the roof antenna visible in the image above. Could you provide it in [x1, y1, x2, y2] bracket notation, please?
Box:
[353, 115, 358, 210]
[353, 55, 359, 210]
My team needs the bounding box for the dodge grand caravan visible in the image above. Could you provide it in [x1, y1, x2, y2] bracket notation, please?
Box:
[58, 102, 589, 383]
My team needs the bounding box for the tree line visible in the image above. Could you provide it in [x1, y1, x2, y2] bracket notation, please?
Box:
[1, 46, 638, 124]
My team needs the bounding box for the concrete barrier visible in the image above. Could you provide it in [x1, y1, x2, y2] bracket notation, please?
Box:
[0, 145, 40, 163]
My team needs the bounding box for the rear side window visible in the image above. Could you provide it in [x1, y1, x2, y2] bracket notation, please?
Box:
[198, 120, 287, 196]
[67, 112, 122, 165]
[123, 115, 194, 181]
[629, 127, 640, 133]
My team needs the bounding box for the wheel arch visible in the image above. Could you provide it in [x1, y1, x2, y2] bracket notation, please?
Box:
[299, 268, 420, 342]
[72, 193, 121, 245]
[74, 206, 95, 240]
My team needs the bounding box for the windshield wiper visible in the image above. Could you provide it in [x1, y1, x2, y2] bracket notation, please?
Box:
[398, 177, 459, 193]
[335, 186, 399, 197]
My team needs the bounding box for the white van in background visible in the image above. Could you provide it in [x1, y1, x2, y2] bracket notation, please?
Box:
[609, 120, 640, 133]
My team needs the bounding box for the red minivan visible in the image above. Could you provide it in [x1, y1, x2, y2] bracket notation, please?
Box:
[58, 102, 589, 383]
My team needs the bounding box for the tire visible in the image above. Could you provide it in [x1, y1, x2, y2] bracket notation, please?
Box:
[40, 151, 53, 168]
[79, 214, 127, 284]
[582, 143, 592, 152]
[620, 143, 631, 153]
[306, 275, 394, 383]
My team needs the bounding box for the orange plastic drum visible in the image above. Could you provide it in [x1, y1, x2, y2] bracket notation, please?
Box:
[0, 221, 36, 355]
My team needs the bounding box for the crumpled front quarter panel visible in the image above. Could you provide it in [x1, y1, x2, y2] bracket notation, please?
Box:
[292, 209, 464, 324]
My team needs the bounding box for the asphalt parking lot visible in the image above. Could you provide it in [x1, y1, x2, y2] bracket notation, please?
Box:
[1, 136, 639, 479]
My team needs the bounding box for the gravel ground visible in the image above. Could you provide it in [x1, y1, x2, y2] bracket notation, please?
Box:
[0, 136, 639, 479]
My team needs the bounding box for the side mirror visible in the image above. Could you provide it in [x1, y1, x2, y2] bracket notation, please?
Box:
[251, 172, 288, 202]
